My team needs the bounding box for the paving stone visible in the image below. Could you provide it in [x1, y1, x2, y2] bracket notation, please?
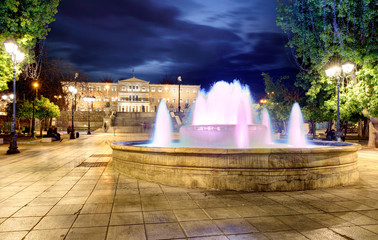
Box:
[107, 225, 146, 240]
[145, 222, 186, 239]
[0, 217, 41, 232]
[66, 227, 107, 240]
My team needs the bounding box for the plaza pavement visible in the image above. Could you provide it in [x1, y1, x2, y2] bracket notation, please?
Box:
[0, 133, 377, 240]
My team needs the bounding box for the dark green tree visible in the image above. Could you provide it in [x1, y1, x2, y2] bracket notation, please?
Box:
[35, 96, 60, 137]
[276, 0, 377, 144]
[0, 0, 60, 90]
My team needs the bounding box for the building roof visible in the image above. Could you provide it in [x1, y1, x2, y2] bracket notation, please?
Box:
[118, 76, 149, 84]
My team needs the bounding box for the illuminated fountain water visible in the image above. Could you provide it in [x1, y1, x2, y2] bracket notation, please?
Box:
[111, 80, 360, 191]
[152, 80, 305, 148]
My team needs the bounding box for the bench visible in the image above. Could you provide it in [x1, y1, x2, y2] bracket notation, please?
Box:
[41, 137, 54, 143]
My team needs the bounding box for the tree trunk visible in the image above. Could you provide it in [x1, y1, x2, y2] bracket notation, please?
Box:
[311, 120, 316, 139]
[29, 119, 32, 134]
[358, 120, 363, 137]
[327, 120, 334, 131]
[344, 121, 348, 140]
[363, 118, 369, 138]
[368, 117, 378, 148]
[39, 119, 44, 138]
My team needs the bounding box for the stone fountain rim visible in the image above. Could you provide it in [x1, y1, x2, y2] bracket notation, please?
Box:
[111, 141, 361, 154]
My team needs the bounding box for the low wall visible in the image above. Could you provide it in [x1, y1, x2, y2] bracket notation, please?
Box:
[111, 142, 360, 191]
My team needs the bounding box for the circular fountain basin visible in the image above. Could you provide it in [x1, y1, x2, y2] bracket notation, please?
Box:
[111, 141, 360, 191]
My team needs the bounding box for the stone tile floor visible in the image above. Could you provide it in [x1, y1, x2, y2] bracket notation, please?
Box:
[0, 133, 377, 240]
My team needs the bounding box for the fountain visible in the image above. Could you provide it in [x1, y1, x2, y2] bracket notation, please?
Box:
[111, 80, 360, 191]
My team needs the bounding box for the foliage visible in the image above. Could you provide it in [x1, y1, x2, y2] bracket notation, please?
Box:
[276, 0, 377, 118]
[34, 96, 60, 120]
[5, 99, 33, 120]
[262, 73, 304, 133]
[0, 0, 60, 90]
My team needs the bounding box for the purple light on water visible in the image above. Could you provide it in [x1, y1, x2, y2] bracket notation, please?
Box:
[151, 101, 172, 147]
[261, 108, 273, 144]
[288, 102, 307, 147]
[191, 81, 253, 125]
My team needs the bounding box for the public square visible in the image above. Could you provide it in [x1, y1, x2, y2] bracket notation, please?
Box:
[0, 133, 377, 240]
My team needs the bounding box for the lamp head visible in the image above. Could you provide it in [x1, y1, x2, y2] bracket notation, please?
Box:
[68, 86, 77, 94]
[33, 82, 39, 88]
[15, 50, 24, 63]
[3, 39, 18, 55]
[325, 65, 341, 77]
[342, 61, 354, 74]
[177, 76, 182, 82]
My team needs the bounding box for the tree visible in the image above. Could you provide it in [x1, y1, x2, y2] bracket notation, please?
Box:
[0, 0, 60, 90]
[5, 99, 33, 132]
[276, 0, 377, 145]
[262, 73, 303, 134]
[34, 96, 60, 137]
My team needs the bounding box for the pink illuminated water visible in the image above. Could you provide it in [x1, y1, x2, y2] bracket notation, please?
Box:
[191, 81, 253, 125]
[261, 108, 273, 144]
[150, 80, 308, 148]
[151, 101, 172, 147]
[288, 102, 307, 147]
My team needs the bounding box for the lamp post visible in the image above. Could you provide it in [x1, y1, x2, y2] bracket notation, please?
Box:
[83, 96, 95, 134]
[325, 61, 354, 142]
[68, 86, 77, 139]
[31, 82, 38, 138]
[4, 39, 24, 154]
[177, 76, 182, 112]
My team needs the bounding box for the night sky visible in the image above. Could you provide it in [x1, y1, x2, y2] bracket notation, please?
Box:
[46, 0, 298, 98]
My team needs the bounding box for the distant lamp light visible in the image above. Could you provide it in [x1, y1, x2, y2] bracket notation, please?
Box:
[260, 99, 267, 104]
[342, 61, 355, 74]
[68, 86, 77, 94]
[33, 82, 39, 88]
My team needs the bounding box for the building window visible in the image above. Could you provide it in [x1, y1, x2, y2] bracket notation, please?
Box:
[142, 87, 146, 91]
[96, 96, 101, 101]
[142, 98, 145, 102]
[129, 85, 132, 90]
[151, 87, 155, 92]
[112, 86, 117, 91]
[104, 97, 109, 102]
[81, 86, 85, 91]
[193, 98, 196, 103]
[111, 97, 116, 101]
[172, 88, 176, 93]
[121, 97, 126, 101]
[136, 85, 139, 90]
[97, 86, 101, 91]
[193, 88, 197, 93]
[122, 86, 126, 91]
[186, 98, 189, 103]
[89, 86, 93, 91]
[180, 88, 183, 93]
[158, 98, 162, 102]
[151, 98, 155, 102]
[172, 99, 176, 103]
[158, 87, 162, 92]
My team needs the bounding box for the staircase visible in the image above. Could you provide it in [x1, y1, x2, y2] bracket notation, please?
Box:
[112, 112, 156, 133]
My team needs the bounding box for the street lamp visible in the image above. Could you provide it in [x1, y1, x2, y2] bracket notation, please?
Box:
[177, 76, 182, 112]
[325, 61, 355, 142]
[259, 99, 267, 104]
[4, 39, 24, 154]
[83, 96, 95, 134]
[31, 82, 38, 138]
[68, 86, 77, 139]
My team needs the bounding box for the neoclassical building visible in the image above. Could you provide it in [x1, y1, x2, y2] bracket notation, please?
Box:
[63, 77, 201, 113]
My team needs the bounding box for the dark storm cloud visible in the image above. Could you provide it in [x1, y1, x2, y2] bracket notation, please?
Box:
[46, 0, 297, 93]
